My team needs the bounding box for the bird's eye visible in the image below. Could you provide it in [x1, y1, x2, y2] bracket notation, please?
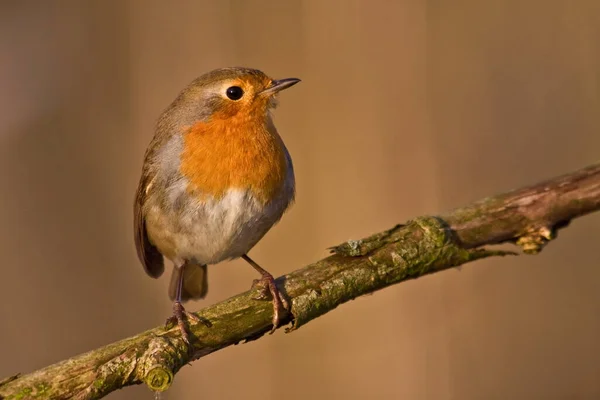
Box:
[226, 86, 244, 101]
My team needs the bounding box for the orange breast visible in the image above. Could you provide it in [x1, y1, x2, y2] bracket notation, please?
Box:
[179, 110, 288, 205]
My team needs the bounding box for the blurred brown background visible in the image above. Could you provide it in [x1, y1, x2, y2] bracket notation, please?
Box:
[1, 1, 599, 399]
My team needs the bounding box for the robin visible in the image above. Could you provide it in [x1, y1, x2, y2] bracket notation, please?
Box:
[134, 67, 300, 345]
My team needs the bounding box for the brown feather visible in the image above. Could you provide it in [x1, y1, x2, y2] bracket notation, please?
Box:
[134, 168, 164, 279]
[168, 262, 208, 302]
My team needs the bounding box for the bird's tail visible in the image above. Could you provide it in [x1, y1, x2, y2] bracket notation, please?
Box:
[168, 262, 208, 302]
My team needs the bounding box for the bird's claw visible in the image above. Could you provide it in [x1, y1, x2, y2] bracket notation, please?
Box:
[165, 301, 204, 350]
[251, 274, 290, 334]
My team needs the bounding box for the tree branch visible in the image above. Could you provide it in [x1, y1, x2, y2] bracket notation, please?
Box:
[2, 163, 600, 400]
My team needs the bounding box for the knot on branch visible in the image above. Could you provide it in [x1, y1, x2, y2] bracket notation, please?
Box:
[144, 366, 173, 392]
[516, 226, 555, 254]
[140, 336, 186, 392]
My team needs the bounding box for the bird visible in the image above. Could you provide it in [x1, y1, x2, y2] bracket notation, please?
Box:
[134, 67, 300, 346]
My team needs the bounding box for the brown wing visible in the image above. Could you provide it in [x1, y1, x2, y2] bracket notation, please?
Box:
[134, 169, 164, 279]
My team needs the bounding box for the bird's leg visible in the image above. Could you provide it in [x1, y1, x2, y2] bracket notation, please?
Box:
[242, 254, 289, 334]
[165, 263, 200, 347]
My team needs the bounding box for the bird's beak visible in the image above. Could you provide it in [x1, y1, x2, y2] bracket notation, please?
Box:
[259, 78, 301, 97]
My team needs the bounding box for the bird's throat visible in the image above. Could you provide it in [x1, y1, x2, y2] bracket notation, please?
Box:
[180, 114, 288, 205]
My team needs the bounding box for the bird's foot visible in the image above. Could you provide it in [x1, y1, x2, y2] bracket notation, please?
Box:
[165, 301, 201, 348]
[252, 273, 290, 334]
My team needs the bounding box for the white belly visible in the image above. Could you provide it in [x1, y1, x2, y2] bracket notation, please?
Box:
[146, 185, 293, 265]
